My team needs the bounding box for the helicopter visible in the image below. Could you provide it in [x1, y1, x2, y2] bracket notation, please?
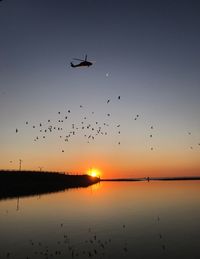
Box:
[70, 55, 93, 68]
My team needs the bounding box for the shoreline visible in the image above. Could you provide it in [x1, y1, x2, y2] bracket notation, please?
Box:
[1, 170, 199, 200]
[101, 176, 200, 181]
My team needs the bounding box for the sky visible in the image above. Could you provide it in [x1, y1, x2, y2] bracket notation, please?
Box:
[0, 0, 200, 178]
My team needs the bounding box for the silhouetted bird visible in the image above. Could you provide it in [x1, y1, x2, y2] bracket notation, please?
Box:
[118, 96, 120, 100]
[16, 129, 18, 133]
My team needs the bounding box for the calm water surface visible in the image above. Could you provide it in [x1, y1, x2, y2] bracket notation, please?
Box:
[0, 181, 200, 259]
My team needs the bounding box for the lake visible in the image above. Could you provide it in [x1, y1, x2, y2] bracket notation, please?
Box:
[0, 181, 200, 259]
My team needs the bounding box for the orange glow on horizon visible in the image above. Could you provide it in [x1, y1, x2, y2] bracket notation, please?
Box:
[87, 168, 101, 178]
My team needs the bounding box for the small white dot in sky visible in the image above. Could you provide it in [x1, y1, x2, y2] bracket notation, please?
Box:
[106, 72, 110, 77]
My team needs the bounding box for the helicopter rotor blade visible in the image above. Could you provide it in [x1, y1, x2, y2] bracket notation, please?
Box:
[73, 58, 85, 61]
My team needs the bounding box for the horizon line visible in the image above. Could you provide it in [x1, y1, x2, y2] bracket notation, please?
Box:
[1, 170, 200, 181]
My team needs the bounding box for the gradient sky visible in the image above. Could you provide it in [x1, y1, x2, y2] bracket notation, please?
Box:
[0, 0, 200, 178]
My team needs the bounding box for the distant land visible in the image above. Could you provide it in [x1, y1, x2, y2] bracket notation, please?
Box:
[0, 170, 100, 200]
[101, 176, 200, 181]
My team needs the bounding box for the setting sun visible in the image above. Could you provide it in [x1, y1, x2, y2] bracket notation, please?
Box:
[87, 168, 101, 178]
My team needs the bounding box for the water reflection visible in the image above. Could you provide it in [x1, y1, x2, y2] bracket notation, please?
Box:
[0, 181, 200, 258]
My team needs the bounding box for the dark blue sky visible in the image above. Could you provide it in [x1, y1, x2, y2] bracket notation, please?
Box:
[0, 0, 200, 176]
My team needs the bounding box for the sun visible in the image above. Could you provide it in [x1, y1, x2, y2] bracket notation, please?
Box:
[87, 168, 101, 178]
[91, 171, 97, 177]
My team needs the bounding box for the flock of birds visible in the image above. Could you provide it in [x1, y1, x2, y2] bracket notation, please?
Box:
[14, 95, 160, 154]
[14, 95, 200, 155]
[1, 217, 167, 259]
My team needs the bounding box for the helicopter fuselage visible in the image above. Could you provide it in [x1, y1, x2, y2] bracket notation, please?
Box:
[71, 61, 92, 68]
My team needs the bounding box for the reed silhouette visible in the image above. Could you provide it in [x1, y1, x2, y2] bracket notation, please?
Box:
[0, 170, 100, 200]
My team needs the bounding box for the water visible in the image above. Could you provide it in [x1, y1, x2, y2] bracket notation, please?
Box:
[0, 181, 200, 259]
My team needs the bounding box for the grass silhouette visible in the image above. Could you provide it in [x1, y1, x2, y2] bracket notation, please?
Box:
[0, 170, 100, 200]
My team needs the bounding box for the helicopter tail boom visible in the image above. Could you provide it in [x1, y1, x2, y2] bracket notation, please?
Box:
[70, 62, 76, 67]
